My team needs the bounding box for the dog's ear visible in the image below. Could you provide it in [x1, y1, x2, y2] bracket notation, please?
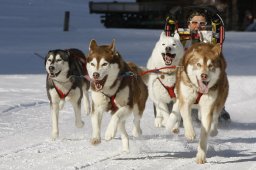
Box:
[89, 39, 97, 52]
[160, 32, 166, 40]
[174, 32, 180, 41]
[212, 43, 221, 57]
[212, 43, 227, 69]
[45, 50, 52, 65]
[109, 39, 116, 52]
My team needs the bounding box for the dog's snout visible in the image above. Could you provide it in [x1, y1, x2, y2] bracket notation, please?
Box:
[165, 46, 172, 52]
[49, 66, 55, 72]
[201, 73, 208, 80]
[93, 72, 100, 79]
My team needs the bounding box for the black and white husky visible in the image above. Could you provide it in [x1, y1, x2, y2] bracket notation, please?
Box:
[45, 49, 90, 140]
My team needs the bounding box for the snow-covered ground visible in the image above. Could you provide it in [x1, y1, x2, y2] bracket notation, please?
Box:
[0, 0, 256, 169]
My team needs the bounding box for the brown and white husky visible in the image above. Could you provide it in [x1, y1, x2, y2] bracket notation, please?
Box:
[86, 39, 148, 152]
[167, 43, 229, 164]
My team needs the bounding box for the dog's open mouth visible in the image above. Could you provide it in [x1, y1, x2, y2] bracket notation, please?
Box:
[162, 53, 176, 65]
[197, 78, 209, 94]
[93, 75, 108, 91]
[49, 71, 61, 78]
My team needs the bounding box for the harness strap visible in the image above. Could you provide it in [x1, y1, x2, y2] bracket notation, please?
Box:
[195, 92, 203, 104]
[101, 92, 118, 112]
[157, 78, 176, 98]
[140, 65, 179, 76]
[52, 80, 72, 99]
[110, 95, 118, 112]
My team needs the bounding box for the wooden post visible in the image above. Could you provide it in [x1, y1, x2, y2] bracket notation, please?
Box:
[64, 11, 70, 31]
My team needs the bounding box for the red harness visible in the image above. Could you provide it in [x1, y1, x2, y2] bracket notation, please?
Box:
[52, 80, 72, 99]
[110, 95, 118, 112]
[157, 77, 176, 98]
[194, 92, 203, 104]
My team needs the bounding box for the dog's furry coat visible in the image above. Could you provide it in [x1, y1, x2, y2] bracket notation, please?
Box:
[167, 43, 229, 163]
[86, 40, 148, 152]
[45, 49, 90, 139]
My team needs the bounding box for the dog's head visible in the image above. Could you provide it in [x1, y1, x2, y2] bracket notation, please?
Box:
[183, 43, 226, 93]
[87, 39, 121, 91]
[156, 32, 184, 66]
[45, 50, 69, 79]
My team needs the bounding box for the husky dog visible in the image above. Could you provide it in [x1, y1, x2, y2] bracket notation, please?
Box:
[45, 49, 90, 140]
[146, 31, 184, 128]
[86, 39, 148, 152]
[166, 43, 229, 164]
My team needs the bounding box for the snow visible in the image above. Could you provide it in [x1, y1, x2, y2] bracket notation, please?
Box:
[0, 0, 256, 169]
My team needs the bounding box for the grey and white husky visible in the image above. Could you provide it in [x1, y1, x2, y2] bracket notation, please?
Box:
[45, 48, 90, 139]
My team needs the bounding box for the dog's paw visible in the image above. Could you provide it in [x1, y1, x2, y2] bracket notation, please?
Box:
[76, 120, 84, 128]
[105, 126, 116, 141]
[90, 138, 101, 145]
[132, 127, 142, 137]
[154, 117, 163, 128]
[196, 152, 207, 164]
[185, 130, 196, 141]
[51, 132, 59, 140]
[172, 128, 180, 134]
[210, 128, 218, 137]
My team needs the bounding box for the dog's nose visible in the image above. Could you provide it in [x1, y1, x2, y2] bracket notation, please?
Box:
[93, 72, 100, 79]
[201, 73, 208, 80]
[49, 66, 55, 71]
[165, 47, 172, 52]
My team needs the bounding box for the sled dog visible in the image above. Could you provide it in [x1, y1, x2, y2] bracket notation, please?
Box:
[45, 49, 90, 139]
[146, 31, 184, 128]
[167, 43, 229, 163]
[86, 39, 148, 152]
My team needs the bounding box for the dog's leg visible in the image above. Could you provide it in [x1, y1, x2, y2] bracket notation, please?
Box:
[196, 106, 212, 164]
[132, 105, 142, 137]
[119, 120, 129, 153]
[166, 100, 181, 134]
[82, 85, 90, 115]
[180, 103, 196, 140]
[105, 106, 131, 141]
[154, 103, 163, 128]
[90, 109, 103, 145]
[70, 99, 84, 128]
[210, 108, 220, 137]
[154, 102, 168, 127]
[51, 102, 59, 140]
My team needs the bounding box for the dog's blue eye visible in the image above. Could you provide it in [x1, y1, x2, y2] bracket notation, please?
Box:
[47, 59, 52, 62]
[56, 59, 62, 62]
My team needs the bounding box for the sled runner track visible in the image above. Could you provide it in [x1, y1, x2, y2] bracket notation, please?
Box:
[75, 153, 121, 169]
[0, 143, 44, 159]
[1, 101, 48, 114]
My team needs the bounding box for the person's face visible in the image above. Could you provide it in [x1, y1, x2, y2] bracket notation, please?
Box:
[188, 15, 206, 31]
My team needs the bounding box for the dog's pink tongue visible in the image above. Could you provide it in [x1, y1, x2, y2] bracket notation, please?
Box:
[94, 82, 103, 91]
[198, 80, 209, 94]
[164, 55, 172, 64]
